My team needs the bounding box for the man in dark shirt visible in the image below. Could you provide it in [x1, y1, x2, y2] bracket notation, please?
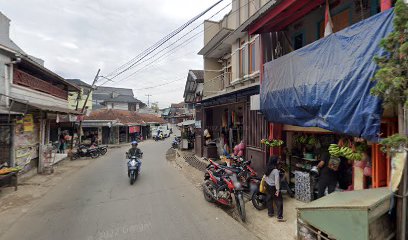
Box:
[317, 150, 338, 198]
[128, 141, 142, 157]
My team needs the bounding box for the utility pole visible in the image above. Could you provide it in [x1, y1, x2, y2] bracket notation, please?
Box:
[145, 94, 152, 107]
[70, 69, 100, 159]
[82, 69, 100, 113]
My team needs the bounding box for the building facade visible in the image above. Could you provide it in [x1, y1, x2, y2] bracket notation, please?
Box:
[197, 0, 270, 173]
[66, 79, 93, 111]
[92, 86, 145, 112]
[0, 12, 80, 173]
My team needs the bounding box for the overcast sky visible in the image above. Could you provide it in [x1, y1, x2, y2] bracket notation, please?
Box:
[0, 0, 231, 108]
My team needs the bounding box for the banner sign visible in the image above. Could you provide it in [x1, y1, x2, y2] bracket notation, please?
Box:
[23, 114, 34, 132]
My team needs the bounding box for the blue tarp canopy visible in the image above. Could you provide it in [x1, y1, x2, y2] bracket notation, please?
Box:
[261, 9, 394, 142]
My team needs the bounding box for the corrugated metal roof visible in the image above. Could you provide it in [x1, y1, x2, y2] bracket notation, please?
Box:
[66, 79, 92, 88]
[94, 86, 134, 96]
[190, 70, 204, 80]
[100, 95, 142, 103]
[85, 109, 166, 125]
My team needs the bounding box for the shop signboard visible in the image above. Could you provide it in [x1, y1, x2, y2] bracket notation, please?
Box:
[129, 126, 141, 133]
[195, 120, 201, 129]
[391, 150, 407, 192]
[23, 114, 34, 132]
[56, 114, 78, 123]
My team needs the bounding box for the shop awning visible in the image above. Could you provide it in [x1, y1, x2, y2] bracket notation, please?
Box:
[82, 120, 118, 127]
[10, 100, 82, 115]
[177, 120, 196, 127]
[261, 9, 394, 142]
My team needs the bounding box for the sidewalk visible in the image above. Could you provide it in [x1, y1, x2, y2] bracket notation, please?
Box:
[168, 149, 304, 240]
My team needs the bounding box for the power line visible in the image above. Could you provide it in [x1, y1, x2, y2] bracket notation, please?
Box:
[105, 0, 226, 81]
[110, 0, 255, 84]
[111, 2, 232, 84]
[100, 0, 256, 91]
[133, 77, 185, 91]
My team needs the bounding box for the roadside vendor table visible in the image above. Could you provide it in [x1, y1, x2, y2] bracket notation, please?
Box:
[297, 188, 394, 240]
[0, 172, 18, 191]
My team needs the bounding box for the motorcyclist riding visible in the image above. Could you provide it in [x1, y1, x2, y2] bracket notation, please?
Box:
[127, 141, 142, 175]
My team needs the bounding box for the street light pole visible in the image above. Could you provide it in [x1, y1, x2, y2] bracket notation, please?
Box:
[145, 94, 152, 107]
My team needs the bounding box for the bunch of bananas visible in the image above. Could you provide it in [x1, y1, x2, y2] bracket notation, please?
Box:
[329, 144, 341, 157]
[261, 139, 284, 147]
[328, 144, 363, 160]
[294, 135, 307, 145]
[307, 136, 317, 145]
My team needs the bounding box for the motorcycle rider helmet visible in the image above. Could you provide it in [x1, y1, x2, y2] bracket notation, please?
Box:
[131, 141, 138, 146]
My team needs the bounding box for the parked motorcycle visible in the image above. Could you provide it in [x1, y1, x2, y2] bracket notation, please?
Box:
[206, 159, 260, 192]
[202, 167, 246, 222]
[153, 134, 164, 141]
[126, 152, 143, 185]
[88, 143, 108, 156]
[71, 145, 100, 160]
[172, 136, 181, 149]
[251, 168, 294, 210]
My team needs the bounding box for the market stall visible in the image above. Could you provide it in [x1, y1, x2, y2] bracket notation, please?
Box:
[177, 120, 195, 150]
[297, 188, 394, 240]
[270, 127, 374, 203]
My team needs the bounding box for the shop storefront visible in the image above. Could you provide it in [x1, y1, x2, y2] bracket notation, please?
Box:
[198, 85, 270, 174]
[257, 9, 398, 239]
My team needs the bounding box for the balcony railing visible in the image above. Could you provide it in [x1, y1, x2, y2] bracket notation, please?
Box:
[203, 72, 232, 97]
[13, 69, 68, 100]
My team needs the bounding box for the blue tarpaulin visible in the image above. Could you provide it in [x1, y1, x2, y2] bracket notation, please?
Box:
[261, 9, 395, 142]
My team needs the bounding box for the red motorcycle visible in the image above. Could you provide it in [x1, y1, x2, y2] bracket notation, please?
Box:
[206, 159, 261, 194]
[202, 167, 246, 222]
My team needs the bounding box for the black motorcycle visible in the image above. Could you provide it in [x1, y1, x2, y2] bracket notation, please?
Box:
[72, 145, 99, 160]
[251, 169, 294, 210]
[94, 144, 108, 155]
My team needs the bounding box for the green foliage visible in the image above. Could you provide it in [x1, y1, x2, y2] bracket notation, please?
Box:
[380, 134, 408, 152]
[372, 1, 408, 152]
[260, 138, 284, 147]
[371, 1, 408, 107]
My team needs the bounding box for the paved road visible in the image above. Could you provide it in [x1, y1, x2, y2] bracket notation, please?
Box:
[1, 138, 258, 240]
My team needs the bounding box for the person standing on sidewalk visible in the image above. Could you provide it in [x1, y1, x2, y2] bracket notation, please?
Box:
[265, 156, 285, 222]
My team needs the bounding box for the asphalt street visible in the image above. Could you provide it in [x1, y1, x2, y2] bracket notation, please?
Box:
[1, 137, 258, 240]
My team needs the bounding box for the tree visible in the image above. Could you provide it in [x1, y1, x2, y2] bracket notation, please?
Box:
[371, 0, 408, 150]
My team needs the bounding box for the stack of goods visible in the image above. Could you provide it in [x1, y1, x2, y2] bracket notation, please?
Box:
[295, 171, 313, 202]
[0, 166, 22, 175]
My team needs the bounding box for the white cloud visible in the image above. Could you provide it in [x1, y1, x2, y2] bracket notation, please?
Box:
[0, 0, 230, 108]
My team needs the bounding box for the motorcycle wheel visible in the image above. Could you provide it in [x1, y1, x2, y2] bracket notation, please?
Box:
[202, 183, 215, 203]
[251, 190, 267, 210]
[100, 148, 107, 155]
[91, 151, 99, 159]
[71, 153, 79, 160]
[130, 174, 135, 185]
[236, 193, 246, 222]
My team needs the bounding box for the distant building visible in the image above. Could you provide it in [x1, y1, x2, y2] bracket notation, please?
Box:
[83, 109, 166, 144]
[92, 86, 145, 111]
[66, 79, 93, 110]
[183, 70, 204, 105]
[163, 102, 193, 124]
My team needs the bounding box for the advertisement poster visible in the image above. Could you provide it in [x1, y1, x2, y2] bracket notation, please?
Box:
[391, 150, 407, 192]
[23, 114, 34, 132]
[15, 146, 37, 167]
